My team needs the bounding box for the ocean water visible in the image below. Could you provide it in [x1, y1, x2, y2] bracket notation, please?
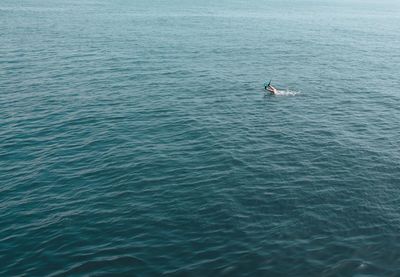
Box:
[1, 0, 400, 275]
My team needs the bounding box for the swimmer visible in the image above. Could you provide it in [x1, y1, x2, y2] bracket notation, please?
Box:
[264, 80, 278, 95]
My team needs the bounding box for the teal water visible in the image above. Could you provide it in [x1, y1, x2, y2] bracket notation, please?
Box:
[1, 0, 400, 275]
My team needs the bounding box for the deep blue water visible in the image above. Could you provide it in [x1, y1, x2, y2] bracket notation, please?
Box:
[1, 0, 400, 276]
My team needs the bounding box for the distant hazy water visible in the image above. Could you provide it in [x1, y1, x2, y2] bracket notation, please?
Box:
[1, 0, 400, 275]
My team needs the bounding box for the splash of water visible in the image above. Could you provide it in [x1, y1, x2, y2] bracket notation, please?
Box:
[275, 89, 300, 96]
[264, 89, 300, 96]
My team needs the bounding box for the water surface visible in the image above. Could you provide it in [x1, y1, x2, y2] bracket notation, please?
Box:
[1, 0, 400, 275]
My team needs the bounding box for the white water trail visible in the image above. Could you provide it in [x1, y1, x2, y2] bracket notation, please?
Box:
[275, 89, 300, 96]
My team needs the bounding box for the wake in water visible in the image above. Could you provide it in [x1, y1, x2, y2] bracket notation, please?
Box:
[274, 89, 300, 96]
[264, 89, 300, 96]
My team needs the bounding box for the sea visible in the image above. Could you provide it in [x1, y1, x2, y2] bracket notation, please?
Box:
[1, 0, 400, 276]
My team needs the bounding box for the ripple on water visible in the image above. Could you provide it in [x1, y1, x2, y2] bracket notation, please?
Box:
[1, 0, 400, 276]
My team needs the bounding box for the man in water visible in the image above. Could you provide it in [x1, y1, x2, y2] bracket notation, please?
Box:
[265, 81, 277, 95]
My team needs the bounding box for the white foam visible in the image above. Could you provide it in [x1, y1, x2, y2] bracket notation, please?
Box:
[275, 89, 300, 96]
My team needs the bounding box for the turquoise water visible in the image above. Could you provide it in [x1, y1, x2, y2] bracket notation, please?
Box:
[1, 0, 400, 275]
